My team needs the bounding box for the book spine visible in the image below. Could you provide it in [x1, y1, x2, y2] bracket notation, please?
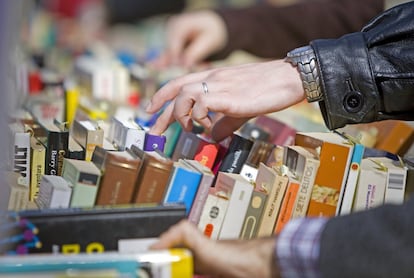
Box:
[193, 140, 219, 170]
[291, 158, 320, 218]
[274, 179, 300, 234]
[187, 174, 215, 225]
[30, 137, 46, 201]
[12, 132, 31, 187]
[218, 134, 253, 174]
[240, 190, 267, 240]
[256, 174, 289, 238]
[45, 131, 69, 176]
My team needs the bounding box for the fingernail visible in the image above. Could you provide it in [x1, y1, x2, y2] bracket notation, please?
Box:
[145, 101, 152, 112]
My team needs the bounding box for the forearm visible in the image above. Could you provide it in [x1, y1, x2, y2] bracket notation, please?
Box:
[212, 0, 384, 60]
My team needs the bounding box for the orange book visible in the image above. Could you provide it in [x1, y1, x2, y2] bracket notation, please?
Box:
[372, 120, 414, 156]
[193, 136, 219, 170]
[295, 132, 354, 217]
[274, 176, 300, 234]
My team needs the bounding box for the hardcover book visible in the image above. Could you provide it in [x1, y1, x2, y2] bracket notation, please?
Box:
[39, 120, 69, 176]
[163, 160, 203, 214]
[71, 119, 104, 161]
[29, 136, 46, 201]
[215, 172, 254, 240]
[95, 148, 143, 206]
[131, 145, 174, 204]
[61, 158, 101, 208]
[255, 163, 289, 238]
[12, 204, 187, 254]
[295, 132, 354, 217]
[184, 160, 216, 225]
[197, 188, 229, 239]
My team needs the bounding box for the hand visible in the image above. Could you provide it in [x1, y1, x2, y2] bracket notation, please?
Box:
[153, 10, 228, 68]
[146, 59, 305, 142]
[150, 220, 280, 278]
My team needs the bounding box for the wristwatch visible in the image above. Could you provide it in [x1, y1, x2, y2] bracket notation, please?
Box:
[285, 45, 323, 102]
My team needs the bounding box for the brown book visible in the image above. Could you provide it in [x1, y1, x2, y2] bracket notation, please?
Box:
[95, 148, 143, 206]
[130, 145, 174, 204]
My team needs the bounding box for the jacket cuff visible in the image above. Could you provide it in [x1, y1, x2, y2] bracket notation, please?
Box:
[311, 32, 380, 130]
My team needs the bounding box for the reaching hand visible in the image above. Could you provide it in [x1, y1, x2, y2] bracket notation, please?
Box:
[150, 219, 280, 278]
[153, 10, 228, 68]
[146, 59, 305, 142]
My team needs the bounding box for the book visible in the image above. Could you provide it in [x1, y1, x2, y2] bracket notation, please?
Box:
[171, 131, 201, 161]
[295, 132, 354, 217]
[61, 158, 101, 208]
[8, 122, 31, 187]
[254, 115, 296, 146]
[6, 171, 30, 211]
[29, 136, 46, 201]
[184, 159, 215, 225]
[193, 135, 219, 170]
[163, 121, 182, 158]
[39, 120, 69, 176]
[35, 175, 72, 209]
[255, 163, 289, 238]
[197, 188, 229, 239]
[108, 116, 146, 151]
[163, 160, 203, 214]
[240, 188, 268, 240]
[0, 248, 193, 278]
[352, 158, 387, 212]
[239, 121, 270, 142]
[95, 148, 143, 206]
[215, 172, 254, 239]
[67, 135, 85, 160]
[71, 119, 104, 161]
[283, 145, 320, 218]
[371, 156, 407, 205]
[218, 132, 254, 174]
[274, 174, 301, 234]
[131, 145, 174, 204]
[240, 139, 275, 183]
[11, 204, 186, 254]
[143, 133, 167, 152]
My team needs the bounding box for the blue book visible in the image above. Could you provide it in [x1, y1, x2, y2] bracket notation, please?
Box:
[163, 160, 202, 214]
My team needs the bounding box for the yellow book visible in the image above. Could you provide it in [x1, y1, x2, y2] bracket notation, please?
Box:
[29, 136, 46, 201]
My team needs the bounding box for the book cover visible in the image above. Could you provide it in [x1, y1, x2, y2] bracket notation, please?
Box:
[197, 188, 229, 239]
[255, 115, 296, 146]
[284, 145, 320, 218]
[95, 148, 143, 206]
[171, 131, 201, 162]
[71, 119, 104, 161]
[39, 120, 69, 176]
[240, 189, 267, 240]
[193, 135, 219, 170]
[29, 136, 46, 201]
[61, 158, 101, 208]
[35, 175, 72, 209]
[215, 172, 254, 239]
[352, 158, 387, 212]
[13, 204, 187, 254]
[295, 132, 354, 217]
[131, 145, 174, 204]
[184, 160, 215, 225]
[68, 135, 85, 160]
[163, 160, 203, 214]
[218, 132, 254, 174]
[371, 120, 414, 156]
[255, 163, 289, 238]
[8, 122, 31, 187]
[163, 121, 182, 158]
[239, 121, 270, 142]
[274, 175, 300, 234]
[109, 116, 146, 151]
[6, 172, 29, 211]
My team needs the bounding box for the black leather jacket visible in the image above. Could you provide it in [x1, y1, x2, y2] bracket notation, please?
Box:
[311, 1, 414, 130]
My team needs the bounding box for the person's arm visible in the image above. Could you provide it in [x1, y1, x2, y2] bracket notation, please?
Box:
[212, 0, 384, 59]
[310, 1, 414, 129]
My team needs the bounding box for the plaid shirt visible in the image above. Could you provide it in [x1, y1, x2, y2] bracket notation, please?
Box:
[276, 217, 328, 278]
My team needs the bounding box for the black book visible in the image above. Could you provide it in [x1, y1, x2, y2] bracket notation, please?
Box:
[218, 132, 254, 174]
[8, 203, 186, 254]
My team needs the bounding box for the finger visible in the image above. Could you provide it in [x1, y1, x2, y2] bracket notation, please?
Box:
[148, 101, 176, 135]
[211, 116, 251, 142]
[150, 220, 202, 249]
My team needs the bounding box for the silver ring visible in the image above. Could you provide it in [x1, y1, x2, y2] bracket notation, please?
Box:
[202, 82, 209, 95]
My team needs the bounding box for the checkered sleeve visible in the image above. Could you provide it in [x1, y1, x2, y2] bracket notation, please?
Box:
[276, 217, 329, 278]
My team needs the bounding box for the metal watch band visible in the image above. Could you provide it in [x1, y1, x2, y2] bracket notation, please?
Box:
[285, 46, 323, 102]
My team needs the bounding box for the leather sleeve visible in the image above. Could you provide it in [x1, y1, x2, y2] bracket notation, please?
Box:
[212, 0, 384, 60]
[311, 1, 414, 130]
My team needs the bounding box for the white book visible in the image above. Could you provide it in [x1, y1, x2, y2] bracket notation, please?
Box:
[8, 122, 31, 187]
[36, 175, 72, 209]
[353, 158, 387, 212]
[216, 172, 254, 240]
